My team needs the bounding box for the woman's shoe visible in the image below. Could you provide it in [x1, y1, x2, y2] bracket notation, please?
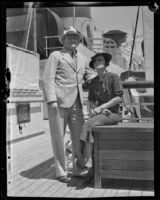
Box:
[87, 167, 93, 177]
[73, 166, 90, 177]
[57, 176, 71, 183]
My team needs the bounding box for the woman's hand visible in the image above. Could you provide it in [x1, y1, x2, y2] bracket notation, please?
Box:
[89, 101, 96, 109]
[92, 106, 102, 115]
[89, 102, 97, 117]
[101, 108, 112, 115]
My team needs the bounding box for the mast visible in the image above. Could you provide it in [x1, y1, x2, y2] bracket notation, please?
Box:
[73, 6, 76, 28]
[33, 5, 37, 52]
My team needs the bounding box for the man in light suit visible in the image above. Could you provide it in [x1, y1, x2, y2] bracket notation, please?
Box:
[42, 26, 93, 183]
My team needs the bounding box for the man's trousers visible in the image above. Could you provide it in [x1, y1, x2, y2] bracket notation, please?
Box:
[47, 94, 85, 177]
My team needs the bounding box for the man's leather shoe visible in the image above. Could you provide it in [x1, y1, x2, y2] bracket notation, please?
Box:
[57, 176, 71, 183]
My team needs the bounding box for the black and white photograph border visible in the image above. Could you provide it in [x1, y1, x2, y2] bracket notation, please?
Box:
[1, 1, 159, 199]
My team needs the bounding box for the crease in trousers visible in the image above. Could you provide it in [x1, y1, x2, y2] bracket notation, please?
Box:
[47, 93, 85, 177]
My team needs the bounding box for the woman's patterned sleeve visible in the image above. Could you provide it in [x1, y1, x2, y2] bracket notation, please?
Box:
[113, 74, 124, 97]
[88, 80, 96, 102]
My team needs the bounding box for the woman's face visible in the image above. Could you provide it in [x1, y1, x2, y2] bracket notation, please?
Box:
[93, 55, 106, 70]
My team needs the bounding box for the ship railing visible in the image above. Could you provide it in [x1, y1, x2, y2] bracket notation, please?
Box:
[44, 35, 118, 57]
[83, 80, 154, 122]
[87, 37, 122, 66]
[88, 37, 117, 52]
[44, 35, 62, 57]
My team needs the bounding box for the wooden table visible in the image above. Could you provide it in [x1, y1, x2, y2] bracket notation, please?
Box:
[92, 122, 154, 188]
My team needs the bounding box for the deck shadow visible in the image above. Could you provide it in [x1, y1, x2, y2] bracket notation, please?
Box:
[19, 158, 154, 192]
[20, 157, 57, 180]
[67, 175, 94, 189]
[20, 156, 93, 190]
[67, 176, 94, 190]
[102, 178, 154, 191]
[66, 177, 154, 191]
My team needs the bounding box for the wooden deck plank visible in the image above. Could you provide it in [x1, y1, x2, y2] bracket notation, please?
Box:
[8, 152, 53, 179]
[7, 121, 154, 197]
[63, 177, 85, 197]
[22, 175, 56, 197]
[8, 140, 52, 175]
[99, 179, 122, 197]
[9, 145, 53, 195]
[8, 136, 52, 169]
[8, 131, 69, 175]
[142, 191, 154, 196]
[8, 156, 54, 192]
[33, 179, 57, 197]
[12, 163, 57, 197]
[89, 188, 106, 197]
[142, 181, 154, 196]
[129, 180, 144, 196]
[36, 180, 66, 197]
[102, 179, 114, 197]
[8, 136, 51, 162]
[40, 181, 65, 197]
[10, 146, 52, 170]
[77, 187, 95, 198]
[51, 181, 73, 197]
[15, 178, 54, 197]
[76, 177, 95, 197]
[114, 179, 134, 197]
[9, 164, 56, 196]
[7, 134, 54, 186]
[10, 148, 53, 172]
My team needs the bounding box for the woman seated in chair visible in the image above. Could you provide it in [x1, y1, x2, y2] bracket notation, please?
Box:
[80, 52, 124, 175]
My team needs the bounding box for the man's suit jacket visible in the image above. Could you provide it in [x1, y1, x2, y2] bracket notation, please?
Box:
[42, 50, 93, 107]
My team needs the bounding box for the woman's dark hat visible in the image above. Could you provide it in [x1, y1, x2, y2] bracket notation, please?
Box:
[89, 53, 112, 69]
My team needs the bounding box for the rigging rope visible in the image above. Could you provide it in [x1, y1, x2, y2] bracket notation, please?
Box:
[128, 6, 140, 74]
[127, 6, 140, 121]
[25, 7, 33, 50]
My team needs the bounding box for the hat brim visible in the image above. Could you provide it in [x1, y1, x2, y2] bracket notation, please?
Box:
[59, 31, 82, 44]
[89, 53, 112, 69]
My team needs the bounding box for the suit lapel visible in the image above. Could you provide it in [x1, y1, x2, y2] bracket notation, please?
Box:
[76, 53, 81, 73]
[62, 53, 77, 72]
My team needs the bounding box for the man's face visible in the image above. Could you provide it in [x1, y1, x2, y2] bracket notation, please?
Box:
[63, 34, 79, 50]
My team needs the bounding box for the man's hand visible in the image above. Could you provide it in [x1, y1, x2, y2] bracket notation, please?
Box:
[48, 101, 58, 109]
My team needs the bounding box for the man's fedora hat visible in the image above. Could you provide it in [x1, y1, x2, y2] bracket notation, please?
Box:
[59, 26, 82, 44]
[89, 53, 112, 69]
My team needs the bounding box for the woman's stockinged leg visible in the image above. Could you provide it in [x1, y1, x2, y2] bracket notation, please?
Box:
[84, 142, 93, 168]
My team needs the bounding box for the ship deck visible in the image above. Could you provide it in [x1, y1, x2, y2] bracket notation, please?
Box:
[7, 120, 154, 198]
